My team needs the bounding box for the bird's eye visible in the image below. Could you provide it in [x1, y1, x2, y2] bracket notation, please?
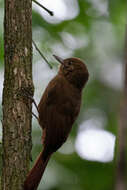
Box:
[68, 61, 73, 65]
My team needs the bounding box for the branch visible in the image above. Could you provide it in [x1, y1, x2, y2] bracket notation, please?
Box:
[32, 0, 53, 16]
[115, 24, 127, 190]
[32, 40, 53, 69]
[124, 24, 127, 94]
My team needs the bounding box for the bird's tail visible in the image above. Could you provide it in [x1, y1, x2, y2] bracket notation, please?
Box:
[24, 150, 51, 190]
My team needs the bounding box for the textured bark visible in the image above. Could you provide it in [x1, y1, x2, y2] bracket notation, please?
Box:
[2, 0, 33, 189]
[115, 25, 127, 190]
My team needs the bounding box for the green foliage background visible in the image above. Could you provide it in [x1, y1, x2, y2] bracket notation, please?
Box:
[0, 0, 127, 190]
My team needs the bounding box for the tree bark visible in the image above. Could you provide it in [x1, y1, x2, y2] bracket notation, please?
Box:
[115, 24, 127, 190]
[2, 0, 33, 189]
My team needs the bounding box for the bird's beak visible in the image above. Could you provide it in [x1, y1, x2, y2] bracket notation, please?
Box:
[53, 55, 64, 65]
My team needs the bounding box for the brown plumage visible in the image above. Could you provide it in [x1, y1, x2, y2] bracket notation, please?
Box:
[24, 55, 89, 190]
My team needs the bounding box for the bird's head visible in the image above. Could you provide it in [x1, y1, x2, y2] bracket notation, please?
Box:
[53, 55, 89, 90]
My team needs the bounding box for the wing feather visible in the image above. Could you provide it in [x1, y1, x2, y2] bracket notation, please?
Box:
[38, 75, 81, 153]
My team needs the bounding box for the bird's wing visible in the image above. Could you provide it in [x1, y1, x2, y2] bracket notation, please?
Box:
[38, 76, 79, 153]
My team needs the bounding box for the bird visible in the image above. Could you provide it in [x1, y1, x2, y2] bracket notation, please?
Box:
[24, 55, 89, 190]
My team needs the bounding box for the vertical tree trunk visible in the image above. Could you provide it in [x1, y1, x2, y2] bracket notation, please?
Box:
[2, 0, 33, 189]
[115, 25, 127, 190]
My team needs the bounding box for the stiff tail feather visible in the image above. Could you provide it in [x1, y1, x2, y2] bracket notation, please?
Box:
[24, 150, 51, 190]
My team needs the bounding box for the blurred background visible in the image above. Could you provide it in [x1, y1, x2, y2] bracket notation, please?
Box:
[0, 0, 127, 189]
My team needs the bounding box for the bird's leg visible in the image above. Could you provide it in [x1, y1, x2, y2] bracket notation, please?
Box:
[23, 92, 39, 113]
[28, 99, 39, 122]
[19, 89, 39, 122]
[31, 111, 39, 121]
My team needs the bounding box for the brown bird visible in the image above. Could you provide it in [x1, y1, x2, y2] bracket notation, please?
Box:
[24, 55, 89, 190]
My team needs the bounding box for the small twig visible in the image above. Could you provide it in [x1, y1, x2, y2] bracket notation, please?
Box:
[32, 0, 53, 16]
[32, 40, 53, 69]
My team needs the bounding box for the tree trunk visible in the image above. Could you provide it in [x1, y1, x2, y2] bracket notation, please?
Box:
[2, 0, 33, 189]
[115, 24, 127, 190]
